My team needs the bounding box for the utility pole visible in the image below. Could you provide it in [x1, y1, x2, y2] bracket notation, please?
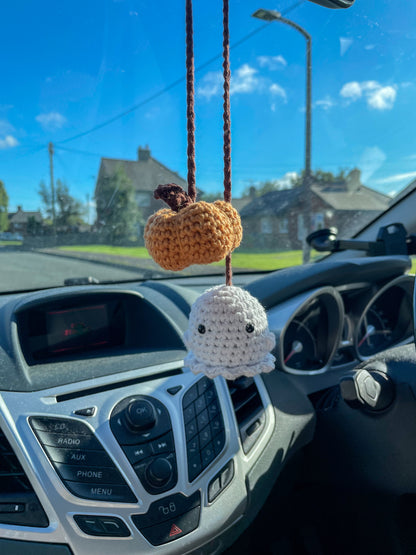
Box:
[48, 142, 57, 238]
[252, 9, 313, 263]
[86, 193, 90, 226]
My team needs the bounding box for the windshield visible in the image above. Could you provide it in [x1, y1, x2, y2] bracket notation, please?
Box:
[0, 0, 414, 291]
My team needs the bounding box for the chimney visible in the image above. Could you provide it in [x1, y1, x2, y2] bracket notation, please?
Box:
[138, 144, 151, 161]
[17, 205, 22, 212]
[346, 168, 361, 193]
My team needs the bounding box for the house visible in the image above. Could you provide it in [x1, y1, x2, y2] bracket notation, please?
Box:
[94, 146, 188, 227]
[240, 169, 390, 249]
[8, 206, 43, 236]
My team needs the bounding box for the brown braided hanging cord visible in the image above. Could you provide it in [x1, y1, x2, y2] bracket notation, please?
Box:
[222, 0, 233, 286]
[186, 0, 197, 202]
[185, 0, 234, 284]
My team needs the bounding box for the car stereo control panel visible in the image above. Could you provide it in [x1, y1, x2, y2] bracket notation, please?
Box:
[0, 370, 275, 555]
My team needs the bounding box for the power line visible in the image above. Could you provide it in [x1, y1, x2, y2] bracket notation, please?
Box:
[56, 1, 304, 145]
[55, 145, 103, 157]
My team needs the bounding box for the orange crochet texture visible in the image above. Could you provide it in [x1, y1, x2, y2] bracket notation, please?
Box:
[144, 184, 242, 272]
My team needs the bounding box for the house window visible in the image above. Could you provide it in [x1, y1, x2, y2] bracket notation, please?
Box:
[260, 217, 273, 234]
[136, 192, 151, 207]
[278, 217, 289, 233]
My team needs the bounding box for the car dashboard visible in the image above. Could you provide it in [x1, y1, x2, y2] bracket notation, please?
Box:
[0, 255, 413, 555]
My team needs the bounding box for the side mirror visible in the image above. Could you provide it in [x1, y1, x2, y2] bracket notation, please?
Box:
[307, 0, 355, 8]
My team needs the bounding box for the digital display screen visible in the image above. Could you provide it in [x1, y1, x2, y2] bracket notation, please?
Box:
[46, 304, 111, 355]
[22, 298, 126, 362]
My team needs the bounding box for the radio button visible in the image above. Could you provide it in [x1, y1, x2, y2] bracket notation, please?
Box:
[55, 464, 126, 484]
[150, 432, 174, 455]
[44, 447, 114, 467]
[123, 443, 153, 465]
[34, 430, 102, 450]
[74, 515, 130, 537]
[30, 417, 92, 435]
[65, 482, 137, 503]
[125, 399, 156, 432]
[132, 491, 200, 528]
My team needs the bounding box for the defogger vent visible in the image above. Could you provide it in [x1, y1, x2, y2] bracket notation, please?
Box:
[0, 426, 48, 527]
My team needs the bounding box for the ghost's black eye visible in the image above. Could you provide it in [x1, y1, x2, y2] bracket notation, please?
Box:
[198, 324, 206, 334]
[246, 323, 255, 333]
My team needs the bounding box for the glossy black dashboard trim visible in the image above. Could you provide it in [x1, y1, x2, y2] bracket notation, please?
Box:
[246, 256, 411, 309]
[55, 368, 182, 402]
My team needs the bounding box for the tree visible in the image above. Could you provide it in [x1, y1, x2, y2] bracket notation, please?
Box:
[95, 165, 141, 243]
[242, 180, 284, 198]
[26, 216, 42, 236]
[39, 179, 84, 232]
[55, 180, 84, 230]
[291, 169, 348, 188]
[0, 180, 8, 232]
[199, 191, 223, 202]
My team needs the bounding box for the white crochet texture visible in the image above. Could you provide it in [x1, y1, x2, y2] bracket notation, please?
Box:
[183, 285, 276, 380]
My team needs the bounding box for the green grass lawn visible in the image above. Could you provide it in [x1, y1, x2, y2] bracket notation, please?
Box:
[56, 245, 416, 273]
[213, 250, 305, 270]
[58, 245, 316, 271]
[59, 245, 152, 259]
[0, 241, 22, 246]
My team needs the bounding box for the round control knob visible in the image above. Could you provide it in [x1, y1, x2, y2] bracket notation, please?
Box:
[146, 457, 173, 488]
[125, 399, 157, 432]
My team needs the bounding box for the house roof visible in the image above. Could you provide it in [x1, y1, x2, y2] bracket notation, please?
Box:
[240, 188, 305, 218]
[240, 182, 390, 218]
[311, 183, 389, 211]
[232, 197, 252, 212]
[8, 208, 42, 223]
[95, 148, 187, 195]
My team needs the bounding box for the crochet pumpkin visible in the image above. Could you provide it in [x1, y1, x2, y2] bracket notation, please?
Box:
[144, 183, 242, 271]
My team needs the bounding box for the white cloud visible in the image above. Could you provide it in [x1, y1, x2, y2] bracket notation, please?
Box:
[314, 96, 335, 110]
[197, 71, 223, 100]
[129, 10, 139, 16]
[360, 146, 386, 182]
[340, 81, 397, 110]
[276, 171, 298, 189]
[367, 86, 396, 110]
[269, 83, 287, 102]
[198, 64, 287, 107]
[340, 81, 362, 101]
[230, 64, 260, 95]
[0, 119, 14, 135]
[0, 135, 19, 149]
[340, 38, 353, 56]
[365, 44, 376, 50]
[372, 171, 416, 185]
[36, 111, 67, 131]
[257, 55, 287, 70]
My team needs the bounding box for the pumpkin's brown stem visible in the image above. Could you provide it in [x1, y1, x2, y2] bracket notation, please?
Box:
[154, 183, 194, 212]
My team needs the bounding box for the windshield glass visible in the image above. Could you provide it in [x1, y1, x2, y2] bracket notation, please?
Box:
[0, 0, 414, 291]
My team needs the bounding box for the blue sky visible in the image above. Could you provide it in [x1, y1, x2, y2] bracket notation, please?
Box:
[1, 0, 416, 217]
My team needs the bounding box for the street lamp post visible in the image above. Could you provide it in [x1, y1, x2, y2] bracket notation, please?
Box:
[252, 9, 312, 262]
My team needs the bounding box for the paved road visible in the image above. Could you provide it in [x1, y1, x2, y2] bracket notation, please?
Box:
[0, 250, 145, 292]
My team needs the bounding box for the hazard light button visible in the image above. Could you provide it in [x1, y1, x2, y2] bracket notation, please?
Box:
[137, 506, 200, 546]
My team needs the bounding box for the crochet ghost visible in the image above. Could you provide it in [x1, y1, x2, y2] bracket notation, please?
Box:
[183, 285, 276, 380]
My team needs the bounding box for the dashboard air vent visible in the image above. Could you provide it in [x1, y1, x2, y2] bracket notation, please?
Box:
[227, 377, 266, 454]
[0, 426, 48, 527]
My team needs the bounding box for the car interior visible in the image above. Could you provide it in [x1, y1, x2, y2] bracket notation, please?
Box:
[1, 0, 416, 554]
